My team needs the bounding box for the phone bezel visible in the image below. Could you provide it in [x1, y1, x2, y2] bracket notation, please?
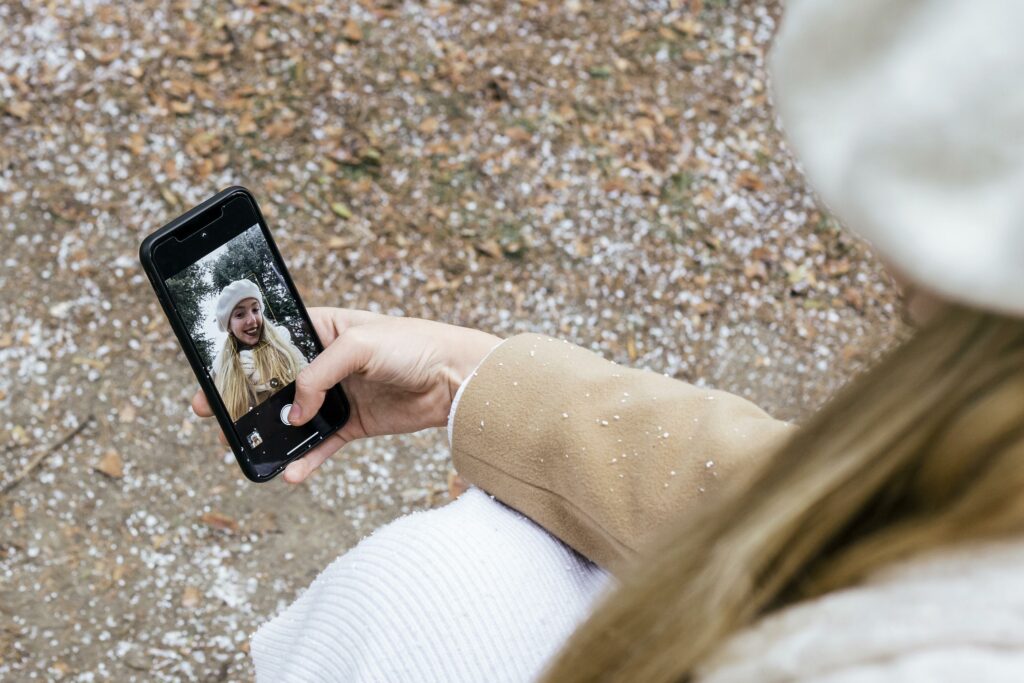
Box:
[139, 186, 350, 482]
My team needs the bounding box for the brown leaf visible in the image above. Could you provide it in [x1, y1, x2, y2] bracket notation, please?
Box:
[265, 118, 296, 138]
[418, 117, 440, 135]
[200, 511, 240, 534]
[672, 18, 704, 36]
[504, 126, 533, 143]
[237, 113, 257, 135]
[824, 258, 851, 277]
[95, 451, 124, 479]
[844, 287, 864, 311]
[447, 471, 470, 500]
[169, 100, 193, 115]
[118, 404, 136, 423]
[473, 239, 502, 258]
[160, 187, 180, 207]
[6, 101, 31, 120]
[634, 117, 656, 145]
[253, 28, 275, 51]
[424, 276, 449, 293]
[327, 235, 356, 249]
[205, 43, 234, 58]
[617, 28, 643, 44]
[165, 79, 192, 99]
[192, 60, 220, 76]
[744, 261, 768, 281]
[736, 170, 765, 192]
[343, 18, 363, 43]
[11, 503, 26, 522]
[181, 586, 202, 608]
[120, 133, 146, 156]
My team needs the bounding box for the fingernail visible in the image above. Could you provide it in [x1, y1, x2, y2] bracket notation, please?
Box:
[288, 403, 302, 423]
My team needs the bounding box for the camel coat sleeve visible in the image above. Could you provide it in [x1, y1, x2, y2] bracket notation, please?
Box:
[451, 333, 794, 574]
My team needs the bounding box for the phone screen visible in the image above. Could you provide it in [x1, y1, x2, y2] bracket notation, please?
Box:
[151, 193, 347, 479]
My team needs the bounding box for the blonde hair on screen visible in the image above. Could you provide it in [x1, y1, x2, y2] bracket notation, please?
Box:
[215, 320, 305, 421]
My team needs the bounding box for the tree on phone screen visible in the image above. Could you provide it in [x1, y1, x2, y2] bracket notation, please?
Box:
[208, 226, 315, 361]
[165, 262, 216, 364]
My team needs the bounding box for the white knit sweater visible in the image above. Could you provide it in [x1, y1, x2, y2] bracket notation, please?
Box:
[253, 498, 1024, 682]
[251, 488, 612, 682]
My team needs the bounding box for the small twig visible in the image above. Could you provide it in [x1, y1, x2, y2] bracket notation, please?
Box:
[0, 415, 95, 497]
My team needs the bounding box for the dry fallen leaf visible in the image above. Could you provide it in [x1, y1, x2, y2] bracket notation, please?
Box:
[119, 404, 136, 423]
[182, 586, 202, 608]
[418, 117, 440, 135]
[95, 451, 124, 479]
[447, 471, 469, 500]
[672, 18, 704, 37]
[200, 511, 240, 534]
[844, 287, 865, 311]
[744, 260, 768, 281]
[12, 503, 26, 522]
[5, 101, 31, 120]
[237, 113, 257, 135]
[617, 28, 642, 44]
[473, 239, 502, 258]
[343, 18, 363, 43]
[253, 28, 275, 51]
[330, 202, 352, 219]
[327, 236, 356, 249]
[736, 170, 765, 192]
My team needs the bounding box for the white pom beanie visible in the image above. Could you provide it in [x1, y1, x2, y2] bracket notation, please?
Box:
[215, 279, 264, 332]
[770, 0, 1024, 317]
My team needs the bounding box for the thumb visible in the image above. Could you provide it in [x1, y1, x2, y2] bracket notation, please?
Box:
[289, 329, 369, 426]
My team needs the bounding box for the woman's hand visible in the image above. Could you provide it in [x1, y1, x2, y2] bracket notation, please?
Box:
[191, 308, 501, 483]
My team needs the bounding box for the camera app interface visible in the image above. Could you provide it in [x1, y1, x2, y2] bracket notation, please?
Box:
[163, 223, 325, 474]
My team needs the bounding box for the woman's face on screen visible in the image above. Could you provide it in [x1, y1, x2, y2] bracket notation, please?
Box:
[229, 298, 263, 346]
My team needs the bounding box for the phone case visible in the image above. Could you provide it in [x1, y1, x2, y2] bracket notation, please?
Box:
[139, 186, 349, 481]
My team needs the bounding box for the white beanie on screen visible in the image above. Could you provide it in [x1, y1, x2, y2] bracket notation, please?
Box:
[216, 279, 264, 332]
[770, 0, 1024, 317]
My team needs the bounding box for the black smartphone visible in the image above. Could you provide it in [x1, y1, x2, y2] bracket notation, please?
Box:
[139, 186, 350, 482]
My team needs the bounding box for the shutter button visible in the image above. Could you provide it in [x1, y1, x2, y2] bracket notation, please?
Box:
[280, 404, 293, 426]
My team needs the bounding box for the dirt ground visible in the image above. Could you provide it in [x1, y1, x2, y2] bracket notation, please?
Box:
[0, 1, 903, 680]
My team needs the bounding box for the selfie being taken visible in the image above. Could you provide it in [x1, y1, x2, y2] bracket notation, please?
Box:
[163, 224, 317, 421]
[210, 277, 307, 421]
[2, 0, 1021, 681]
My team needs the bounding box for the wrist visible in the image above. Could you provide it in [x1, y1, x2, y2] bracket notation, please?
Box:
[445, 330, 503, 404]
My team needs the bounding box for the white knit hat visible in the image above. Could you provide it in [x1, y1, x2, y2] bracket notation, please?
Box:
[770, 0, 1024, 317]
[215, 279, 264, 332]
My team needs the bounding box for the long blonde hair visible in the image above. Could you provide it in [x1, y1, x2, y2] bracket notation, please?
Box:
[215, 320, 305, 421]
[543, 304, 1024, 682]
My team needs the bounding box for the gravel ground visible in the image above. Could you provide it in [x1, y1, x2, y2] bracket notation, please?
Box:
[1, 1, 903, 680]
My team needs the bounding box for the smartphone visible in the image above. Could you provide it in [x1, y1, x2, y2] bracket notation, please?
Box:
[140, 186, 350, 482]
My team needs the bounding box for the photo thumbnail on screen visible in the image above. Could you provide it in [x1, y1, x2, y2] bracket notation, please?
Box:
[164, 224, 318, 423]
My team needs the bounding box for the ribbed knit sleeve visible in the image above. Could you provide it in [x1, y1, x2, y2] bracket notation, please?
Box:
[251, 488, 611, 682]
